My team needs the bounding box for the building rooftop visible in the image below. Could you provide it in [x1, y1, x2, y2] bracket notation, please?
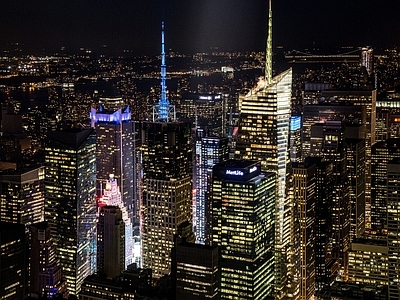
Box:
[47, 128, 94, 150]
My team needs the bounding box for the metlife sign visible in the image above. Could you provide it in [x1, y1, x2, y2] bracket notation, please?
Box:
[215, 160, 261, 182]
[226, 169, 244, 176]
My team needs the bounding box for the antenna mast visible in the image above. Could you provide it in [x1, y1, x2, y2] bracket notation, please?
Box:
[153, 22, 176, 122]
[265, 0, 273, 84]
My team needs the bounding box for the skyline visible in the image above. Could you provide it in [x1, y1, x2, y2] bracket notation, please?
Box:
[1, 0, 400, 55]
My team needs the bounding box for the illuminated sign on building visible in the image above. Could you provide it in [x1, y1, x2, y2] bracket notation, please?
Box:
[215, 160, 261, 182]
[290, 116, 302, 131]
[226, 170, 244, 176]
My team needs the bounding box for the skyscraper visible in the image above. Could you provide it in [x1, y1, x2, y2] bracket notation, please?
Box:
[345, 138, 366, 240]
[387, 158, 400, 300]
[316, 121, 350, 279]
[0, 222, 27, 300]
[211, 160, 275, 299]
[45, 128, 97, 295]
[141, 120, 192, 278]
[293, 162, 316, 300]
[141, 23, 193, 278]
[90, 104, 135, 225]
[303, 157, 335, 292]
[98, 175, 133, 268]
[177, 92, 227, 245]
[234, 1, 294, 297]
[173, 242, 219, 300]
[29, 222, 67, 298]
[178, 93, 224, 136]
[348, 238, 388, 286]
[195, 136, 229, 245]
[97, 206, 125, 279]
[371, 138, 400, 235]
[303, 89, 376, 225]
[0, 166, 45, 227]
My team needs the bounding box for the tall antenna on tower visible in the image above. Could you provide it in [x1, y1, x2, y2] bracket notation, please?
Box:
[265, 0, 273, 84]
[153, 22, 176, 122]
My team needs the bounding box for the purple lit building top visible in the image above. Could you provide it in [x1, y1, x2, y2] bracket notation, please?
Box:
[90, 106, 132, 126]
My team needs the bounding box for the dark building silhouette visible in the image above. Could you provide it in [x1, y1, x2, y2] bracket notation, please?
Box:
[0, 222, 27, 300]
[30, 222, 67, 298]
[97, 206, 125, 279]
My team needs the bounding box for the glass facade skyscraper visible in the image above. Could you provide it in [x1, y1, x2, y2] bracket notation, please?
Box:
[45, 128, 97, 295]
[211, 160, 275, 299]
[0, 166, 45, 226]
[235, 68, 294, 298]
[194, 136, 229, 245]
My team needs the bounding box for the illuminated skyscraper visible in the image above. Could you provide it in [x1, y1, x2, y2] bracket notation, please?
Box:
[141, 23, 192, 278]
[293, 162, 316, 300]
[348, 238, 388, 287]
[308, 123, 365, 244]
[178, 92, 227, 246]
[387, 159, 400, 300]
[141, 121, 192, 278]
[98, 175, 133, 268]
[0, 166, 45, 227]
[90, 105, 135, 225]
[195, 136, 229, 245]
[234, 1, 294, 297]
[345, 138, 366, 240]
[178, 93, 224, 136]
[371, 138, 400, 235]
[45, 128, 97, 295]
[211, 160, 275, 299]
[314, 121, 350, 279]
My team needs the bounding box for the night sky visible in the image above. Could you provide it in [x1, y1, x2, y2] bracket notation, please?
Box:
[1, 0, 399, 55]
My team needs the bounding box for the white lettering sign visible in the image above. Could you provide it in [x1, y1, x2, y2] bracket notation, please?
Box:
[249, 166, 257, 173]
[226, 170, 244, 176]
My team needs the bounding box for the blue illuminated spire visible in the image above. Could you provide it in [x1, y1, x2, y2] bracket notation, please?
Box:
[153, 22, 175, 122]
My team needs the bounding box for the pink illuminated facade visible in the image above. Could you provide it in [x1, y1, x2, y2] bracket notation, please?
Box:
[98, 175, 133, 268]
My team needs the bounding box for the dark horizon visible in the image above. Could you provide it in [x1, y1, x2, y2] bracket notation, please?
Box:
[1, 0, 400, 55]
